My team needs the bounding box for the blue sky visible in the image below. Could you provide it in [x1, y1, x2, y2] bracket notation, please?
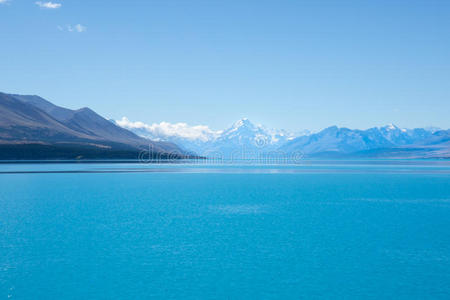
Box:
[1, 0, 450, 131]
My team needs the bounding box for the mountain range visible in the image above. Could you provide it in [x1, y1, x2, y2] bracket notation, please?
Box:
[0, 92, 186, 160]
[118, 118, 301, 158]
[281, 124, 449, 158]
[118, 118, 450, 159]
[1, 91, 449, 160]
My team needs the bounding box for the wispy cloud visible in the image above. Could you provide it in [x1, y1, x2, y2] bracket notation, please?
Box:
[116, 117, 220, 141]
[70, 24, 86, 32]
[35, 1, 61, 9]
[0, 0, 10, 4]
[58, 24, 87, 33]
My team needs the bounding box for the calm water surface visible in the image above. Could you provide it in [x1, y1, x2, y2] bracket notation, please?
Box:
[1, 161, 450, 299]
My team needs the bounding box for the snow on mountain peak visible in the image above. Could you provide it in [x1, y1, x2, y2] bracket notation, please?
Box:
[116, 117, 298, 156]
[115, 118, 443, 158]
[381, 123, 401, 131]
[231, 118, 254, 129]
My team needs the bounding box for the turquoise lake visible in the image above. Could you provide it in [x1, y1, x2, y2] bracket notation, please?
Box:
[1, 161, 450, 299]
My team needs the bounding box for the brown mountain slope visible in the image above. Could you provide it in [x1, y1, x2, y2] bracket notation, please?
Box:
[0, 92, 187, 159]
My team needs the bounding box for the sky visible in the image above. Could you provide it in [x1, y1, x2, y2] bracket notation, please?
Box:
[1, 0, 450, 132]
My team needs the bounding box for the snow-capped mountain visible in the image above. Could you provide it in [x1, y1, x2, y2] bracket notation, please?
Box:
[116, 117, 448, 158]
[196, 118, 298, 158]
[116, 117, 301, 158]
[280, 124, 441, 156]
[214, 118, 295, 149]
[376, 124, 438, 145]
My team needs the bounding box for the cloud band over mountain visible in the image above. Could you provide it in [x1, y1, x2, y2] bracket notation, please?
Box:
[116, 117, 220, 142]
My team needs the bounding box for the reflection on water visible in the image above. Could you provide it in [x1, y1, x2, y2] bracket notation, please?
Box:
[0, 159, 450, 174]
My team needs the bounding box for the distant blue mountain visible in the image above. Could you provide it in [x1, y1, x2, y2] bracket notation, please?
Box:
[196, 118, 297, 158]
[280, 124, 449, 158]
[121, 118, 303, 159]
[121, 116, 449, 159]
[120, 114, 450, 159]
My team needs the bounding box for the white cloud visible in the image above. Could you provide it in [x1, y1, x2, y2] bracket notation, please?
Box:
[0, 0, 10, 4]
[116, 117, 220, 142]
[35, 1, 61, 9]
[58, 24, 87, 33]
[68, 24, 87, 32]
[74, 24, 86, 32]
